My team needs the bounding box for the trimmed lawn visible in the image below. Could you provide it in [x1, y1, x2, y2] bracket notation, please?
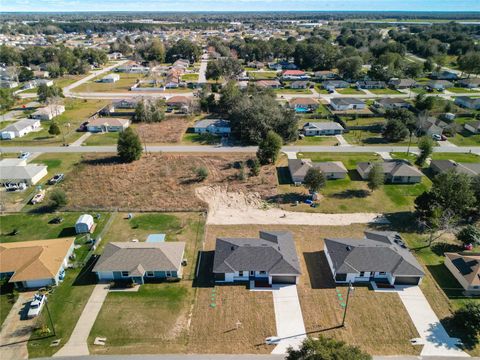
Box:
[181, 73, 199, 81]
[204, 225, 419, 356]
[341, 116, 386, 127]
[84, 132, 119, 146]
[430, 152, 480, 163]
[275, 88, 312, 94]
[391, 152, 418, 164]
[449, 130, 480, 146]
[0, 281, 15, 327]
[74, 73, 146, 93]
[248, 71, 278, 80]
[336, 87, 365, 95]
[368, 88, 402, 95]
[278, 153, 431, 213]
[447, 87, 480, 94]
[344, 130, 419, 146]
[293, 136, 339, 146]
[182, 133, 221, 145]
[54, 75, 84, 89]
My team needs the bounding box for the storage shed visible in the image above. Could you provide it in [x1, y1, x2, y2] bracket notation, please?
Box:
[75, 214, 94, 234]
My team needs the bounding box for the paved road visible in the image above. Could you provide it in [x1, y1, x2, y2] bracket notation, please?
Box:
[198, 54, 208, 84]
[1, 144, 479, 155]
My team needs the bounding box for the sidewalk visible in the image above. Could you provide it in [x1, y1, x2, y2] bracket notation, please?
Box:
[70, 132, 92, 146]
[53, 284, 109, 357]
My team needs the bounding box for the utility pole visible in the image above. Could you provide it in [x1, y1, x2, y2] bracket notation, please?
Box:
[44, 296, 56, 336]
[341, 282, 354, 327]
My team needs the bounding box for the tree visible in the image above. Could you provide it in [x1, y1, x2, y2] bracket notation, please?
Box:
[218, 58, 243, 80]
[368, 163, 385, 192]
[37, 84, 63, 103]
[472, 175, 480, 209]
[256, 131, 282, 165]
[414, 93, 435, 112]
[304, 168, 326, 193]
[286, 337, 371, 360]
[449, 303, 480, 347]
[458, 52, 480, 76]
[457, 225, 480, 246]
[49, 189, 67, 209]
[48, 122, 61, 136]
[0, 88, 15, 112]
[166, 39, 201, 63]
[416, 136, 434, 165]
[205, 61, 222, 82]
[383, 119, 409, 142]
[423, 57, 435, 72]
[117, 128, 143, 163]
[336, 56, 363, 80]
[247, 158, 260, 176]
[196, 166, 208, 181]
[18, 67, 34, 82]
[430, 171, 475, 218]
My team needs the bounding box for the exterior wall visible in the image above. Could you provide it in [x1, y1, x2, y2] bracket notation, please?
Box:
[390, 175, 422, 184]
[30, 168, 48, 186]
[304, 128, 343, 136]
[465, 124, 480, 134]
[218, 271, 270, 283]
[22, 278, 55, 289]
[324, 171, 347, 180]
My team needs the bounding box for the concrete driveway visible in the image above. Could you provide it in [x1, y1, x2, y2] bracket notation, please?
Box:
[0, 291, 37, 360]
[54, 284, 109, 357]
[270, 285, 306, 354]
[396, 286, 469, 357]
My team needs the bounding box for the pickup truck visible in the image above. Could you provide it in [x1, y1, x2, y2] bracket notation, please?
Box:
[31, 190, 46, 204]
[27, 294, 46, 319]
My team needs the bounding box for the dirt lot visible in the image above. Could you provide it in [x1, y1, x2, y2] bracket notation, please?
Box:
[63, 153, 277, 212]
[134, 117, 192, 144]
[202, 225, 420, 356]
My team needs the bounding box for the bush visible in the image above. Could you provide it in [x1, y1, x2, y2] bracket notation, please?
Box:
[117, 128, 143, 163]
[48, 122, 61, 136]
[196, 166, 208, 181]
[256, 131, 282, 165]
[49, 189, 67, 209]
[457, 225, 480, 245]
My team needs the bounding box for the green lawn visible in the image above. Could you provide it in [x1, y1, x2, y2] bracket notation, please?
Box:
[341, 116, 386, 127]
[344, 130, 419, 146]
[447, 87, 480, 94]
[181, 133, 221, 145]
[54, 75, 84, 89]
[293, 136, 339, 146]
[314, 85, 329, 94]
[391, 152, 419, 164]
[449, 130, 480, 146]
[84, 132, 119, 146]
[336, 87, 365, 95]
[181, 73, 199, 81]
[368, 88, 402, 95]
[0, 281, 15, 327]
[74, 73, 146, 93]
[430, 152, 480, 163]
[275, 88, 312, 94]
[248, 71, 278, 80]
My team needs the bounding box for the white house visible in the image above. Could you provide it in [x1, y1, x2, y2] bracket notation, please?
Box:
[86, 117, 130, 133]
[465, 120, 480, 134]
[193, 119, 231, 135]
[31, 105, 65, 120]
[0, 158, 48, 186]
[324, 231, 425, 286]
[303, 122, 344, 136]
[1, 118, 41, 139]
[100, 73, 120, 83]
[329, 98, 365, 111]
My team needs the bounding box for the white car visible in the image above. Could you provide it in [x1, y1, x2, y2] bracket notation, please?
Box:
[265, 336, 281, 345]
[19, 152, 31, 160]
[31, 190, 46, 204]
[27, 294, 46, 318]
[432, 134, 442, 141]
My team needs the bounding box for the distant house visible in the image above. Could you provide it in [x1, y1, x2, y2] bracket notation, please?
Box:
[455, 96, 480, 110]
[213, 231, 301, 285]
[290, 80, 309, 89]
[374, 98, 411, 110]
[457, 78, 480, 89]
[23, 79, 53, 90]
[302, 122, 344, 136]
[33, 70, 49, 78]
[444, 252, 480, 295]
[113, 97, 143, 109]
[322, 80, 349, 91]
[0, 158, 48, 186]
[419, 117, 448, 136]
[388, 78, 417, 89]
[282, 70, 308, 80]
[288, 158, 347, 184]
[430, 160, 480, 177]
[314, 71, 337, 80]
[330, 98, 365, 111]
[116, 63, 149, 74]
[247, 61, 264, 69]
[324, 230, 424, 285]
[356, 80, 386, 89]
[426, 80, 453, 91]
[357, 160, 423, 184]
[31, 105, 65, 121]
[93, 242, 186, 284]
[193, 119, 231, 135]
[1, 118, 41, 139]
[0, 238, 75, 289]
[100, 73, 120, 83]
[465, 120, 480, 134]
[256, 80, 281, 89]
[431, 70, 458, 80]
[86, 117, 130, 133]
[0, 80, 18, 89]
[107, 52, 124, 60]
[268, 61, 297, 71]
[289, 98, 318, 112]
[166, 96, 191, 111]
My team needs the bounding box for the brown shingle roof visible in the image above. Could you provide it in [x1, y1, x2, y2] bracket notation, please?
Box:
[445, 252, 480, 287]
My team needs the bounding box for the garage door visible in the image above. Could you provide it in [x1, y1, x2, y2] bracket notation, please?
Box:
[394, 276, 420, 285]
[271, 276, 297, 284]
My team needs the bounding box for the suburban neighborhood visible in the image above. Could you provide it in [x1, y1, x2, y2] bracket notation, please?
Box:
[0, 5, 479, 360]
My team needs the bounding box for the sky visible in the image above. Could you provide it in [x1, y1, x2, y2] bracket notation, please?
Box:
[2, 0, 480, 13]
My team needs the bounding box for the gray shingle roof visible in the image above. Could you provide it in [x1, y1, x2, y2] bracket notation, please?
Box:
[430, 160, 480, 177]
[213, 231, 301, 275]
[93, 242, 185, 274]
[288, 159, 347, 179]
[357, 160, 423, 178]
[324, 231, 424, 277]
[303, 122, 344, 131]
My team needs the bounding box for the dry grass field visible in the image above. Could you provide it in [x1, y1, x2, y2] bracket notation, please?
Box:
[202, 225, 420, 356]
[135, 117, 192, 144]
[63, 153, 277, 212]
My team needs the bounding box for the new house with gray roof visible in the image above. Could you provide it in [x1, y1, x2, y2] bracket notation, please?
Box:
[357, 160, 423, 184]
[430, 160, 480, 177]
[302, 121, 344, 136]
[93, 242, 186, 284]
[288, 159, 348, 184]
[324, 231, 425, 286]
[213, 231, 301, 285]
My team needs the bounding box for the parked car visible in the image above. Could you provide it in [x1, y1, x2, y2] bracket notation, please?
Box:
[49, 217, 64, 224]
[77, 121, 89, 132]
[5, 183, 27, 192]
[31, 190, 46, 204]
[27, 294, 46, 318]
[265, 336, 281, 345]
[48, 173, 64, 185]
[18, 152, 31, 160]
[432, 134, 442, 141]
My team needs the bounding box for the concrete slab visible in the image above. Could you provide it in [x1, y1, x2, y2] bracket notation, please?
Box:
[271, 285, 306, 354]
[396, 286, 469, 357]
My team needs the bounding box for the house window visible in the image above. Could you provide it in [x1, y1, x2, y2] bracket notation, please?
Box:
[335, 273, 347, 282]
[238, 271, 244, 277]
[259, 271, 267, 275]
[379, 272, 386, 275]
[166, 271, 172, 277]
[121, 271, 129, 277]
[146, 271, 154, 277]
[250, 271, 255, 276]
[359, 272, 365, 277]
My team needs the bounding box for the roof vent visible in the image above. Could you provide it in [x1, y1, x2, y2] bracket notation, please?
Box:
[231, 246, 235, 251]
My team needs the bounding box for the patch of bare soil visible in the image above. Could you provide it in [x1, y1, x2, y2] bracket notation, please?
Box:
[135, 117, 191, 143]
[63, 153, 277, 212]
